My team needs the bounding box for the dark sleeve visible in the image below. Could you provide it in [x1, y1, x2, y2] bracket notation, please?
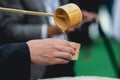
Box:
[0, 43, 31, 80]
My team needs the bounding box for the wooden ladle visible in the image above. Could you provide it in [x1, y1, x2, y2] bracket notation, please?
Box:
[0, 3, 82, 31]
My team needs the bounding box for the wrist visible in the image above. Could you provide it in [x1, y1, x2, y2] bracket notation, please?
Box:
[47, 26, 62, 38]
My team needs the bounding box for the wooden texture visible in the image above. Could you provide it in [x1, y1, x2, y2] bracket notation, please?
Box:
[54, 3, 82, 31]
[0, 7, 54, 17]
[71, 42, 81, 60]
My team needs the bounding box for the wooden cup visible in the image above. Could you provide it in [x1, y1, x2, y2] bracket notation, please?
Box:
[54, 3, 82, 31]
[71, 42, 81, 60]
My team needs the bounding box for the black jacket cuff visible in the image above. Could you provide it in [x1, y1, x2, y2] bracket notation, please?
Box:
[0, 43, 31, 80]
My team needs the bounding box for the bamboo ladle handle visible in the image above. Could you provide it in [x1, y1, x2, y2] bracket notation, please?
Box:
[0, 7, 54, 17]
[0, 7, 71, 17]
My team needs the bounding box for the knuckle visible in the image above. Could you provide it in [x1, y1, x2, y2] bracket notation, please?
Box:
[60, 60, 69, 64]
[66, 53, 72, 60]
[51, 43, 58, 49]
[68, 48, 74, 53]
[51, 43, 62, 51]
[69, 48, 75, 55]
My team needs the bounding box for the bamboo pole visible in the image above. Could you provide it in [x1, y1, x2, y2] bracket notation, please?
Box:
[0, 7, 54, 17]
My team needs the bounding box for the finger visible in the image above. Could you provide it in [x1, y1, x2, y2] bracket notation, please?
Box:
[53, 39, 77, 52]
[54, 44, 75, 55]
[53, 58, 70, 64]
[54, 52, 73, 60]
[58, 40, 77, 50]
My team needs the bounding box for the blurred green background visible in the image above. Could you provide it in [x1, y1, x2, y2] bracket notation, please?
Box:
[74, 38, 120, 78]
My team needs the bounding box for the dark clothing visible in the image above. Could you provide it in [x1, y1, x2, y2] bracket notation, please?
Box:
[0, 0, 44, 44]
[0, 43, 31, 80]
[0, 0, 49, 79]
[43, 61, 75, 78]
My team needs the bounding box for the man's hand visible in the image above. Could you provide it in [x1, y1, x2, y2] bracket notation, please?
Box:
[66, 10, 98, 32]
[27, 38, 76, 65]
[47, 25, 63, 38]
[82, 10, 98, 20]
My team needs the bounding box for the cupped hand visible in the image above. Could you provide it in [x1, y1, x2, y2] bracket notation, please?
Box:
[27, 38, 77, 65]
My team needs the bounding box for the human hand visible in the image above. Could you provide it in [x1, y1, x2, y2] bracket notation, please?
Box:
[26, 38, 76, 65]
[82, 10, 98, 21]
[47, 25, 63, 37]
[65, 10, 98, 32]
